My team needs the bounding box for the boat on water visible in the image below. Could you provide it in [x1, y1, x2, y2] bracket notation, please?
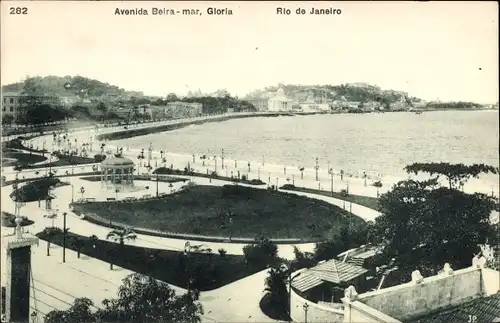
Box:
[415, 111, 423, 115]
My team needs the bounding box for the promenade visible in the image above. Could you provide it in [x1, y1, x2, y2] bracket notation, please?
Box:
[2, 113, 498, 322]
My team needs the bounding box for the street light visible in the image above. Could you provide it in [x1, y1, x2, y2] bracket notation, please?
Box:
[303, 303, 310, 323]
[221, 148, 225, 169]
[314, 157, 319, 181]
[329, 168, 334, 197]
[62, 212, 67, 263]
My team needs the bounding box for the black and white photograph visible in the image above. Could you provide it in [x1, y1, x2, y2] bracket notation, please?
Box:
[1, 1, 499, 322]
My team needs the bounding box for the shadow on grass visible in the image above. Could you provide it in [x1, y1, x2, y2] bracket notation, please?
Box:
[259, 292, 290, 321]
[36, 230, 265, 291]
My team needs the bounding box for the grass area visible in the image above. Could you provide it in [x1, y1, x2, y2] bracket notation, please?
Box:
[23, 154, 96, 169]
[153, 167, 267, 186]
[9, 177, 69, 202]
[36, 229, 264, 291]
[259, 293, 290, 321]
[71, 184, 366, 240]
[280, 184, 381, 211]
[1, 151, 47, 166]
[1, 211, 35, 227]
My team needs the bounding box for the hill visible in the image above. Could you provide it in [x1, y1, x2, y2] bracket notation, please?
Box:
[1, 75, 130, 98]
[245, 83, 420, 106]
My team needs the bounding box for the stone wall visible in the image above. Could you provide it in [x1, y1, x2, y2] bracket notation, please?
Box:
[357, 266, 484, 321]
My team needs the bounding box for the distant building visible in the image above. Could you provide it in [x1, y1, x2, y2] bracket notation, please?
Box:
[1, 92, 59, 123]
[268, 87, 292, 111]
[149, 101, 203, 119]
[248, 99, 269, 111]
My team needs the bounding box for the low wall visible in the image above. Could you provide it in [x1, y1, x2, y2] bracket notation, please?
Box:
[357, 266, 484, 321]
[290, 283, 344, 323]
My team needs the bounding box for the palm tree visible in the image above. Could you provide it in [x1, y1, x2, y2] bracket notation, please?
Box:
[299, 166, 305, 179]
[44, 212, 58, 227]
[106, 228, 137, 247]
[72, 237, 85, 259]
[80, 186, 85, 200]
[264, 263, 289, 313]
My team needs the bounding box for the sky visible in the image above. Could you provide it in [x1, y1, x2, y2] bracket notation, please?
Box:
[1, 1, 498, 103]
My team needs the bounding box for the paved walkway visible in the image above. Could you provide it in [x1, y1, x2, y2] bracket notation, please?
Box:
[1, 174, 380, 259]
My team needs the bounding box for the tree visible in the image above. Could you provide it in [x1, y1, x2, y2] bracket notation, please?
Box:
[106, 228, 137, 247]
[404, 162, 498, 190]
[72, 237, 85, 259]
[370, 165, 497, 275]
[44, 274, 204, 323]
[292, 246, 317, 270]
[242, 237, 278, 267]
[44, 212, 58, 227]
[2, 114, 14, 125]
[166, 93, 179, 102]
[264, 263, 289, 312]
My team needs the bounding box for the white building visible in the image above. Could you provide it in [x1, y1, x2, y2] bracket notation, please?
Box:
[268, 87, 292, 112]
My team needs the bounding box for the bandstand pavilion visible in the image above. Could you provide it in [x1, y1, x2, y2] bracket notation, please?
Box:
[100, 153, 135, 189]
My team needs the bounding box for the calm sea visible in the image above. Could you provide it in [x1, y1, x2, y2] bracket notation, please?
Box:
[112, 110, 499, 187]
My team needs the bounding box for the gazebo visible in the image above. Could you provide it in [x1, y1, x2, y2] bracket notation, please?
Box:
[100, 153, 135, 189]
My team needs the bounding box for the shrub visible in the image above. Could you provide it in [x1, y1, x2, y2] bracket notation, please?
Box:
[280, 184, 296, 190]
[218, 248, 227, 257]
[94, 154, 106, 162]
[243, 237, 278, 267]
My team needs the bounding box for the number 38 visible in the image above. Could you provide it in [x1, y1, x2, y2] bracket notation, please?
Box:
[9, 7, 28, 14]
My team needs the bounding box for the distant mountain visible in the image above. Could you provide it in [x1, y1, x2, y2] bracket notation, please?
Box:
[245, 83, 420, 106]
[1, 75, 130, 98]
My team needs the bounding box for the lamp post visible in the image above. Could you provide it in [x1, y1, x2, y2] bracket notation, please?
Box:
[221, 148, 225, 169]
[303, 303, 310, 323]
[329, 168, 334, 196]
[148, 142, 152, 168]
[71, 184, 74, 203]
[80, 186, 85, 201]
[314, 157, 319, 181]
[62, 212, 67, 263]
[214, 155, 217, 171]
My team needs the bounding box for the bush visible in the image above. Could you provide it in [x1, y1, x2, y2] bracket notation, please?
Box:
[94, 154, 106, 162]
[218, 248, 227, 257]
[242, 237, 278, 267]
[9, 177, 67, 202]
[280, 184, 296, 190]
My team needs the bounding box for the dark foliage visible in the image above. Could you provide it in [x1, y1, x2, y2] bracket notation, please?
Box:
[36, 230, 263, 291]
[9, 177, 67, 202]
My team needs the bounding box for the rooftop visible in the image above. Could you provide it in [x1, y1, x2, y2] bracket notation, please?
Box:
[101, 154, 134, 167]
[292, 259, 368, 292]
[407, 292, 500, 323]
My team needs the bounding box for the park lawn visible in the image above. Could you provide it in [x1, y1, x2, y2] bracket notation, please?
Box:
[10, 177, 69, 202]
[279, 184, 381, 211]
[72, 184, 366, 240]
[1, 151, 47, 166]
[25, 154, 97, 169]
[36, 230, 263, 291]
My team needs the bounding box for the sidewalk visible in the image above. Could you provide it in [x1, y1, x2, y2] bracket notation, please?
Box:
[3, 228, 277, 323]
